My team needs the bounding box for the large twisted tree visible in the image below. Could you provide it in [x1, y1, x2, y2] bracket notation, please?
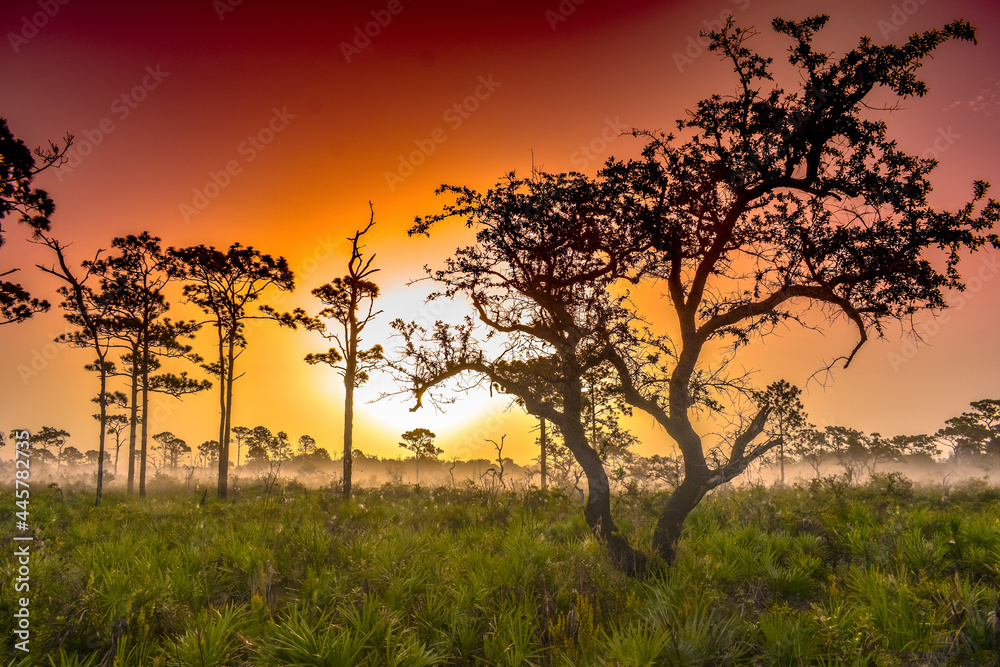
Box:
[395, 15, 998, 573]
[606, 15, 997, 563]
[393, 169, 653, 574]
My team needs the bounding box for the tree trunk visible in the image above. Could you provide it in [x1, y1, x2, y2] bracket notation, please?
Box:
[343, 372, 354, 499]
[214, 321, 227, 498]
[219, 330, 236, 499]
[138, 346, 150, 498]
[540, 418, 547, 489]
[561, 384, 647, 576]
[95, 365, 108, 507]
[343, 298, 359, 500]
[126, 357, 139, 494]
[779, 439, 785, 485]
[651, 473, 710, 563]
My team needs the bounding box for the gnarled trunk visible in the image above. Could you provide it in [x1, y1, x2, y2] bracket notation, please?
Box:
[561, 384, 648, 576]
[651, 473, 710, 563]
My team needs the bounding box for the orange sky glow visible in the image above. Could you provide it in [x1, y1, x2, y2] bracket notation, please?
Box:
[2, 0, 998, 466]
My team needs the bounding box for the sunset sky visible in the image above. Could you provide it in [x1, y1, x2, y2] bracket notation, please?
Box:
[1, 0, 998, 467]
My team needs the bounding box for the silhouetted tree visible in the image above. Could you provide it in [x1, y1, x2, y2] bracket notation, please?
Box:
[399, 427, 441, 484]
[791, 427, 831, 479]
[0, 118, 71, 325]
[760, 381, 807, 485]
[231, 426, 251, 467]
[152, 431, 190, 469]
[643, 454, 684, 490]
[886, 433, 938, 464]
[170, 243, 294, 498]
[601, 15, 997, 564]
[298, 434, 317, 456]
[936, 399, 1000, 466]
[392, 168, 651, 573]
[397, 16, 998, 571]
[29, 426, 70, 467]
[270, 204, 383, 499]
[271, 431, 292, 462]
[35, 234, 116, 505]
[91, 233, 208, 497]
[198, 440, 220, 467]
[61, 446, 84, 467]
[246, 425, 274, 462]
[84, 450, 111, 466]
[92, 391, 128, 474]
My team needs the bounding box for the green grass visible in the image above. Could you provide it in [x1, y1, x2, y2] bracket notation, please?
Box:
[1, 478, 999, 665]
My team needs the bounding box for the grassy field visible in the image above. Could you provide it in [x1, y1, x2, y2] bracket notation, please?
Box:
[2, 475, 999, 666]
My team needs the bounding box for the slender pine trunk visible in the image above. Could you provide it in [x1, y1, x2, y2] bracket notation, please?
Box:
[540, 418, 547, 489]
[343, 301, 359, 499]
[215, 320, 227, 498]
[95, 364, 108, 507]
[219, 326, 236, 498]
[126, 355, 139, 494]
[139, 329, 152, 497]
[343, 376, 354, 499]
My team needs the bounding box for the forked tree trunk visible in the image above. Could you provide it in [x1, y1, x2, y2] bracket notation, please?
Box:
[560, 387, 648, 576]
[651, 473, 710, 564]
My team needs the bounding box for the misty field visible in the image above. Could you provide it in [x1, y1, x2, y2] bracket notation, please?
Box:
[2, 477, 999, 666]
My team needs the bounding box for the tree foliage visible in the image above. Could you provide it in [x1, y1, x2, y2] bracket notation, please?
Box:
[270, 204, 383, 499]
[29, 426, 70, 464]
[936, 399, 1000, 463]
[35, 234, 117, 504]
[0, 118, 71, 325]
[399, 428, 442, 460]
[90, 232, 209, 496]
[152, 431, 190, 469]
[170, 243, 294, 498]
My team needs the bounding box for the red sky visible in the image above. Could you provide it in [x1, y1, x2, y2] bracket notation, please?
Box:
[2, 0, 998, 465]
